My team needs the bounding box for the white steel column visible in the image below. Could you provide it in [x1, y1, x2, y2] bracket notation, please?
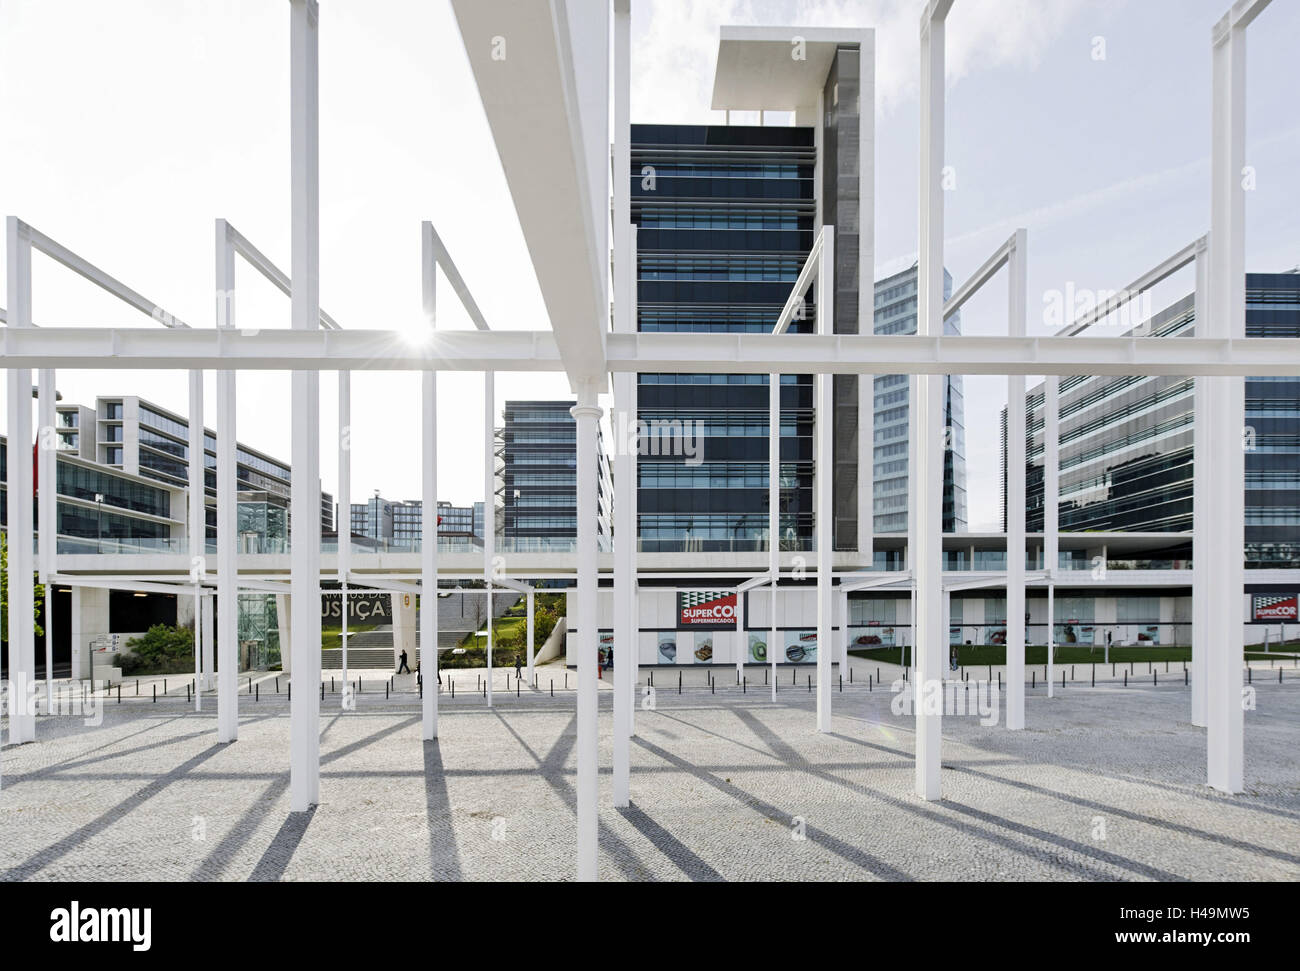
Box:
[421, 373, 439, 737]
[288, 0, 322, 812]
[1044, 372, 1059, 700]
[484, 371, 494, 708]
[572, 387, 603, 882]
[770, 371, 780, 703]
[38, 366, 57, 713]
[1191, 237, 1210, 728]
[421, 221, 439, 739]
[215, 220, 238, 743]
[612, 0, 634, 809]
[1006, 229, 1028, 729]
[7, 217, 35, 743]
[815, 231, 835, 733]
[1204, 2, 1267, 793]
[202, 591, 214, 697]
[914, 0, 953, 798]
[525, 588, 535, 686]
[339, 370, 351, 694]
[188, 368, 206, 696]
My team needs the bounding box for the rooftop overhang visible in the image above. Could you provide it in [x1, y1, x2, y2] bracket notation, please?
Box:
[449, 0, 609, 393]
[711, 25, 872, 111]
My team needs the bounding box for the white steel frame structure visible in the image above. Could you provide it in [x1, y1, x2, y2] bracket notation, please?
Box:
[0, 0, 1278, 875]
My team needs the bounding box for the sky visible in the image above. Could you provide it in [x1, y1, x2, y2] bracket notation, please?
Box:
[1, 0, 1297, 530]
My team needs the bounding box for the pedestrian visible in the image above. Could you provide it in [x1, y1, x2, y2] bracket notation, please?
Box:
[514, 653, 523, 679]
[949, 644, 958, 672]
[397, 649, 411, 675]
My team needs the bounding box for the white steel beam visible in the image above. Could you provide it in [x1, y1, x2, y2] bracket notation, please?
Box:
[572, 386, 603, 881]
[1006, 229, 1028, 730]
[339, 369, 350, 692]
[913, 0, 947, 800]
[288, 0, 322, 813]
[7, 217, 36, 744]
[224, 221, 341, 330]
[6, 327, 1300, 377]
[773, 228, 827, 334]
[1055, 238, 1202, 337]
[943, 234, 1014, 322]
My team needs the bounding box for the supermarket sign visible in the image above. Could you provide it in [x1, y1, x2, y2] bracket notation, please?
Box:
[1252, 594, 1297, 622]
[678, 590, 737, 629]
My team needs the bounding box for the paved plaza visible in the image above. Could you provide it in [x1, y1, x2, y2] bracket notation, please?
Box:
[1, 664, 1297, 882]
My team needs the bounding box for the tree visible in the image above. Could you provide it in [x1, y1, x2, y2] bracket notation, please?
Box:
[0, 532, 45, 641]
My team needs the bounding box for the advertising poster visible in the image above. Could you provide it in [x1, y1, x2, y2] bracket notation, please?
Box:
[848, 624, 895, 649]
[1139, 625, 1160, 645]
[1253, 594, 1298, 622]
[693, 632, 714, 664]
[1055, 620, 1095, 646]
[748, 632, 769, 662]
[677, 590, 738, 629]
[984, 626, 1007, 646]
[598, 631, 614, 669]
[657, 633, 680, 665]
[784, 629, 817, 663]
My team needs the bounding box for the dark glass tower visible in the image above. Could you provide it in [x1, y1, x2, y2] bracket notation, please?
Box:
[632, 124, 816, 553]
[1009, 270, 1300, 568]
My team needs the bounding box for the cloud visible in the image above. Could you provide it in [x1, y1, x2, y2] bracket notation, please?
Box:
[632, 0, 1097, 122]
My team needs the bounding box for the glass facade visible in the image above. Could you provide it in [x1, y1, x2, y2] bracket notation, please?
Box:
[633, 123, 816, 553]
[1010, 271, 1300, 568]
[499, 400, 611, 548]
[872, 264, 968, 534]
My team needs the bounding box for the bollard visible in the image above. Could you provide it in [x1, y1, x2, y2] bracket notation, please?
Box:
[565, 673, 569, 690]
[1248, 667, 1252, 684]
[517, 678, 520, 698]
[419, 681, 423, 699]
[153, 685, 156, 703]
[289, 683, 292, 700]
[550, 680, 554, 698]
[807, 675, 811, 693]
[869, 674, 873, 692]
[277, 678, 281, 693]
[118, 684, 122, 704]
[1032, 672, 1035, 689]
[136, 679, 139, 696]
[678, 672, 682, 694]
[764, 669, 768, 685]
[256, 684, 259, 702]
[998, 672, 1002, 689]
[850, 669, 853, 683]
[1092, 665, 1095, 687]
[1280, 667, 1284, 684]
[743, 677, 746, 694]
[164, 679, 168, 694]
[249, 677, 253, 695]
[1184, 668, 1188, 686]
[839, 675, 842, 692]
[1071, 666, 1075, 681]
[1165, 661, 1169, 674]
[386, 682, 389, 700]
[186, 684, 190, 703]
[1154, 670, 1158, 686]
[793, 668, 797, 685]
[1062, 671, 1065, 689]
[711, 680, 714, 695]
[331, 677, 334, 692]
[1124, 671, 1127, 687]
[483, 682, 486, 698]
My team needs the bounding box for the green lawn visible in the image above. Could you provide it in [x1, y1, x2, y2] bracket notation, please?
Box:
[321, 624, 379, 651]
[442, 616, 530, 670]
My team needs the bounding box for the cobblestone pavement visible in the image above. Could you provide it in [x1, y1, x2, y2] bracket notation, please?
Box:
[1, 677, 1297, 881]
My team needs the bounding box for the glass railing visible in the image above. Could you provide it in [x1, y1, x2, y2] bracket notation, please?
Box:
[56, 535, 188, 555]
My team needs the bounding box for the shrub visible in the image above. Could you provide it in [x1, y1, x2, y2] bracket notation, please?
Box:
[121, 624, 196, 676]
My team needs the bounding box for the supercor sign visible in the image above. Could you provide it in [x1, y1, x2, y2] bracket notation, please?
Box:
[678, 590, 737, 629]
[1252, 594, 1297, 622]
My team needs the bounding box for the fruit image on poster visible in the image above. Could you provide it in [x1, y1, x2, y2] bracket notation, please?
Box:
[749, 633, 768, 662]
[784, 629, 817, 663]
[657, 635, 678, 664]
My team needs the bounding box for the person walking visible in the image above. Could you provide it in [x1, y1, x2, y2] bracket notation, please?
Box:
[397, 649, 411, 675]
[514, 653, 523, 680]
